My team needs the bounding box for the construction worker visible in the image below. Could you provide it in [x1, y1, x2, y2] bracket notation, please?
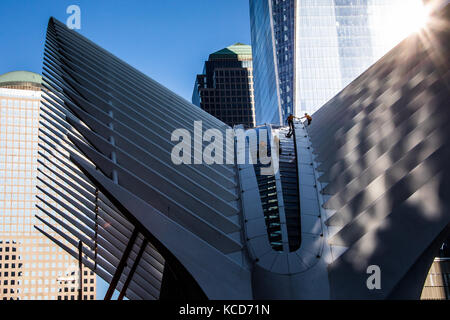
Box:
[300, 113, 312, 126]
[286, 114, 296, 137]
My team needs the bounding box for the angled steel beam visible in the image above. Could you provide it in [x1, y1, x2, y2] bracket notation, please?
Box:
[104, 228, 139, 300]
[118, 238, 148, 300]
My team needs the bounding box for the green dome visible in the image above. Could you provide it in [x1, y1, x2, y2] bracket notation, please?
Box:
[0, 71, 42, 88]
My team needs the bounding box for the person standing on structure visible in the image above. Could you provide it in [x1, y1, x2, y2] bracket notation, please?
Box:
[300, 113, 312, 126]
[286, 114, 297, 137]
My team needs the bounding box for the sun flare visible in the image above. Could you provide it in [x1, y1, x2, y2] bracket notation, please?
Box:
[386, 2, 431, 45]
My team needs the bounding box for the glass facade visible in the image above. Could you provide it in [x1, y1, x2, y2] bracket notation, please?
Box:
[0, 73, 96, 300]
[272, 0, 295, 117]
[249, 0, 282, 125]
[249, 0, 426, 125]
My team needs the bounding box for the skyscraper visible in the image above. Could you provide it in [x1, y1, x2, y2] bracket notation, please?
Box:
[192, 43, 255, 128]
[0, 71, 96, 300]
[249, 0, 427, 125]
[421, 238, 450, 299]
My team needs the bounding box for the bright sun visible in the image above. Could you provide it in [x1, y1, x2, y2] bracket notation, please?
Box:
[385, 1, 431, 47]
[402, 3, 430, 32]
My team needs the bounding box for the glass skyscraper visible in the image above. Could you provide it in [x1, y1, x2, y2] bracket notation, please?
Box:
[249, 0, 426, 125]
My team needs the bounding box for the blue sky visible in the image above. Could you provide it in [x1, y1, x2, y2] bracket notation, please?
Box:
[0, 0, 251, 101]
[0, 0, 251, 299]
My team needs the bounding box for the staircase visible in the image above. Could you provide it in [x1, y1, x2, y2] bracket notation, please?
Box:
[253, 130, 283, 251]
[278, 127, 301, 251]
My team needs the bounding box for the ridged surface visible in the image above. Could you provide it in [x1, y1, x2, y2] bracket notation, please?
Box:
[36, 17, 252, 300]
[308, 6, 450, 299]
[34, 5, 450, 300]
